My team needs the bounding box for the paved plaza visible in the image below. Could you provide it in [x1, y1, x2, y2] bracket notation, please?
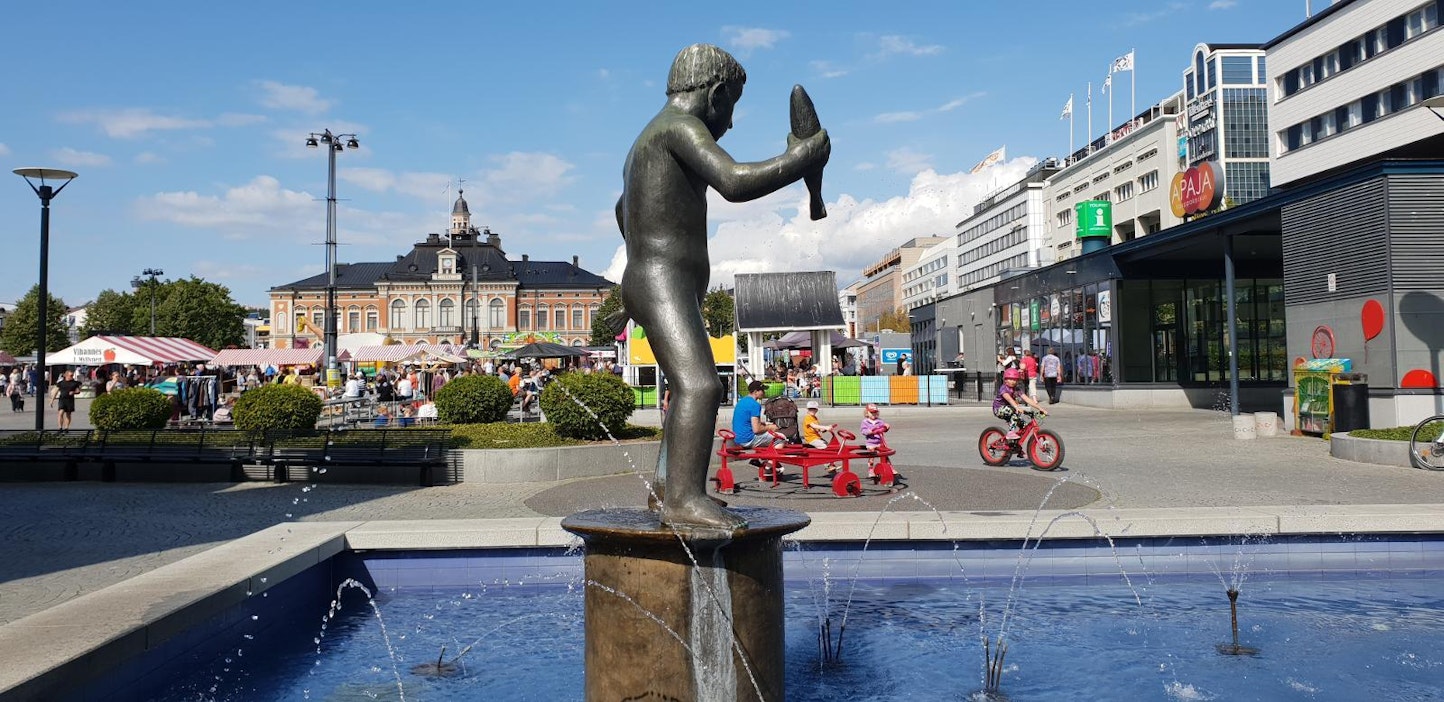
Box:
[2, 403, 1443, 626]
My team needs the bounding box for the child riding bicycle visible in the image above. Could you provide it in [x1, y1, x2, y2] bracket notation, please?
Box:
[993, 367, 1047, 440]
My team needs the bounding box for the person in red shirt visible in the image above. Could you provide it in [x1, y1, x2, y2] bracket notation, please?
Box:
[1020, 349, 1039, 399]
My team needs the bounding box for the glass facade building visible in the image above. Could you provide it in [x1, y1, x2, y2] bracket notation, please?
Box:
[1183, 44, 1272, 207]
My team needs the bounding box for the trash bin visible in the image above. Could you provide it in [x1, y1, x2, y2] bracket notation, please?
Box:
[1332, 377, 1369, 432]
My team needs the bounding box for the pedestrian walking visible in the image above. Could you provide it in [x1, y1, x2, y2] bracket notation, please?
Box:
[1041, 347, 1062, 404]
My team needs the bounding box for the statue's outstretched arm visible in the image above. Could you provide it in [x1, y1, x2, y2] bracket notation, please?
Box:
[670, 120, 828, 203]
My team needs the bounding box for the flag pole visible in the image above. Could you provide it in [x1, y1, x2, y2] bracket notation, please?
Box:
[1107, 71, 1113, 144]
[1087, 82, 1093, 151]
[1069, 97, 1075, 156]
[1130, 48, 1137, 128]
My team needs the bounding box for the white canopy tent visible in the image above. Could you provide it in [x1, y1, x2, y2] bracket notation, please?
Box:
[46, 336, 217, 366]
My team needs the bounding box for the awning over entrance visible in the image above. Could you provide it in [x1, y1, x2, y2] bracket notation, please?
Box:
[46, 336, 218, 366]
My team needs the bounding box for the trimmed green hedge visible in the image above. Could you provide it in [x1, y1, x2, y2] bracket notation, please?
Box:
[447, 422, 659, 449]
[433, 374, 514, 424]
[1350, 422, 1444, 442]
[538, 371, 637, 440]
[233, 384, 323, 435]
[89, 388, 173, 431]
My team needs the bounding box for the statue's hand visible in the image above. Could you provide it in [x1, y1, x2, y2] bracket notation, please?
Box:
[788, 129, 830, 168]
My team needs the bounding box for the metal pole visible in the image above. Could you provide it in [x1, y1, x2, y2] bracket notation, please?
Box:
[471, 264, 480, 346]
[149, 277, 157, 335]
[1224, 234, 1240, 416]
[36, 188, 51, 432]
[324, 133, 339, 384]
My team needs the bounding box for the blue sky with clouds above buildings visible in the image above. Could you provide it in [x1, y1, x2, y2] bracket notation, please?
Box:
[1, 1, 1307, 309]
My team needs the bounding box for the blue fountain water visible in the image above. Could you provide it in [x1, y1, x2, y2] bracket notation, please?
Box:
[147, 560, 1444, 702]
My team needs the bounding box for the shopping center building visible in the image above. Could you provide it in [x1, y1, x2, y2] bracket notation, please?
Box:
[918, 0, 1444, 427]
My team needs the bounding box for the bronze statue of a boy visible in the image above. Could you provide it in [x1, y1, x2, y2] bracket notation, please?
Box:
[616, 44, 830, 529]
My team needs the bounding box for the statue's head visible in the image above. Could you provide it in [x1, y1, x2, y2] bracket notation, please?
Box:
[668, 44, 747, 139]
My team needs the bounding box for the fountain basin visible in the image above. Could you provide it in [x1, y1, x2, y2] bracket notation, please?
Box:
[3, 505, 1444, 700]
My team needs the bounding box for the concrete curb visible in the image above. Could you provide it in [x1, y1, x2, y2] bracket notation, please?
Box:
[458, 438, 720, 483]
[1330, 434, 1411, 468]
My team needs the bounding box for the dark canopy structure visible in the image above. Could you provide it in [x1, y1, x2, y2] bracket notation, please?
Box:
[734, 271, 848, 375]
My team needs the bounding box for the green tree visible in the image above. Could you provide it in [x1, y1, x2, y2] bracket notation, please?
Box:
[877, 307, 910, 333]
[702, 286, 735, 337]
[590, 285, 624, 346]
[0, 284, 69, 355]
[81, 289, 140, 337]
[142, 277, 247, 348]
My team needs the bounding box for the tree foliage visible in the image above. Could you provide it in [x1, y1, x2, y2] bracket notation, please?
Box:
[139, 277, 247, 349]
[702, 287, 735, 337]
[877, 307, 911, 334]
[81, 289, 140, 337]
[233, 384, 323, 435]
[589, 285, 624, 346]
[0, 284, 69, 355]
[90, 387, 173, 431]
[539, 371, 636, 440]
[433, 374, 514, 424]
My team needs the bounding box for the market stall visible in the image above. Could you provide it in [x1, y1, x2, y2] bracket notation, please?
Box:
[46, 335, 217, 366]
[209, 347, 323, 368]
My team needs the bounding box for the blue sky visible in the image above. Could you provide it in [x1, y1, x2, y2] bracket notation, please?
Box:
[1, 1, 1309, 310]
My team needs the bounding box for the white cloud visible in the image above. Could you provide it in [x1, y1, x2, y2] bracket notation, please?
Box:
[886, 147, 934, 174]
[1208, 0, 1237, 8]
[874, 111, 922, 124]
[810, 60, 849, 79]
[481, 152, 576, 199]
[0, 143, 9, 157]
[51, 147, 112, 167]
[58, 108, 267, 138]
[722, 26, 791, 53]
[853, 162, 877, 171]
[256, 80, 332, 114]
[134, 175, 318, 233]
[1122, 2, 1186, 26]
[874, 94, 983, 124]
[134, 151, 164, 165]
[604, 158, 1036, 288]
[873, 35, 945, 58]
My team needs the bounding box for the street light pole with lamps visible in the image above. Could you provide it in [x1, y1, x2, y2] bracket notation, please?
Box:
[306, 129, 360, 389]
[130, 268, 164, 335]
[13, 167, 78, 431]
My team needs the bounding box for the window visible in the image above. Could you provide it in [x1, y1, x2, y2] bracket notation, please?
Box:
[536, 305, 548, 329]
[1114, 181, 1134, 202]
[414, 299, 431, 329]
[438, 298, 454, 327]
[1138, 170, 1159, 193]
[572, 306, 584, 330]
[347, 306, 360, 333]
[390, 300, 406, 329]
[1207, 58, 1217, 90]
[489, 298, 505, 328]
[588, 304, 600, 327]
[1256, 56, 1267, 84]
[365, 306, 378, 331]
[518, 307, 531, 330]
[1221, 56, 1253, 84]
[312, 310, 324, 329]
[555, 308, 566, 329]
[1057, 209, 1073, 228]
[1092, 191, 1110, 202]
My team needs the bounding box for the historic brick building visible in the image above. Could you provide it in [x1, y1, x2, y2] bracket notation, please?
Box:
[269, 192, 614, 349]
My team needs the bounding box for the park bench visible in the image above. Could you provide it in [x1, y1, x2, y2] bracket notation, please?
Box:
[267, 428, 452, 486]
[91, 428, 264, 482]
[0, 430, 97, 479]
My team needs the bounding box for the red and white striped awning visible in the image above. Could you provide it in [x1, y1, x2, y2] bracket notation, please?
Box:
[46, 336, 218, 366]
[0, 351, 16, 365]
[351, 344, 467, 364]
[209, 347, 323, 367]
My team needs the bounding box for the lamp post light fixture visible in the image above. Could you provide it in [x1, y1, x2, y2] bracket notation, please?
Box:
[130, 268, 164, 335]
[306, 129, 360, 389]
[13, 167, 78, 431]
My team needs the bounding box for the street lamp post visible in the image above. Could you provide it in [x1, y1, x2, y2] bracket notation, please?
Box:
[306, 129, 360, 390]
[130, 268, 164, 334]
[13, 167, 78, 432]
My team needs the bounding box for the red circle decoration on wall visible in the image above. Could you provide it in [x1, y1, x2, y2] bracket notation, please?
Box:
[1401, 369, 1438, 388]
[1310, 326, 1335, 359]
[1361, 299, 1385, 341]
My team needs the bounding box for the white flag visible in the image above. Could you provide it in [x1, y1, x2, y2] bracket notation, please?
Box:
[969, 146, 1006, 174]
[1110, 50, 1135, 74]
[1059, 95, 1073, 120]
[1102, 74, 1111, 94]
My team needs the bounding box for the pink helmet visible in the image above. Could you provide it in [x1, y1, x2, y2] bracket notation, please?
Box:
[1002, 368, 1022, 381]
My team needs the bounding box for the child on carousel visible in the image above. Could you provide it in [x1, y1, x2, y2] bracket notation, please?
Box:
[993, 367, 1047, 441]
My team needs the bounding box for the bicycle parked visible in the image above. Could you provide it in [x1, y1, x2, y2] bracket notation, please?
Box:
[978, 409, 1065, 471]
[1407, 414, 1444, 471]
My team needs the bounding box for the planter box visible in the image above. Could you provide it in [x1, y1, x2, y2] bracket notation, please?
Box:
[1330, 434, 1410, 468]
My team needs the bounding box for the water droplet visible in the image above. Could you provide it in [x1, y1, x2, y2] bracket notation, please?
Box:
[251, 615, 259, 621]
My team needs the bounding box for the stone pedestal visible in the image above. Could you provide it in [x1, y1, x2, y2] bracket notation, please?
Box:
[562, 507, 810, 702]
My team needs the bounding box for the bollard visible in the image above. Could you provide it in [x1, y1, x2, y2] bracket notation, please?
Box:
[1232, 413, 1257, 440]
[1253, 411, 1278, 438]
